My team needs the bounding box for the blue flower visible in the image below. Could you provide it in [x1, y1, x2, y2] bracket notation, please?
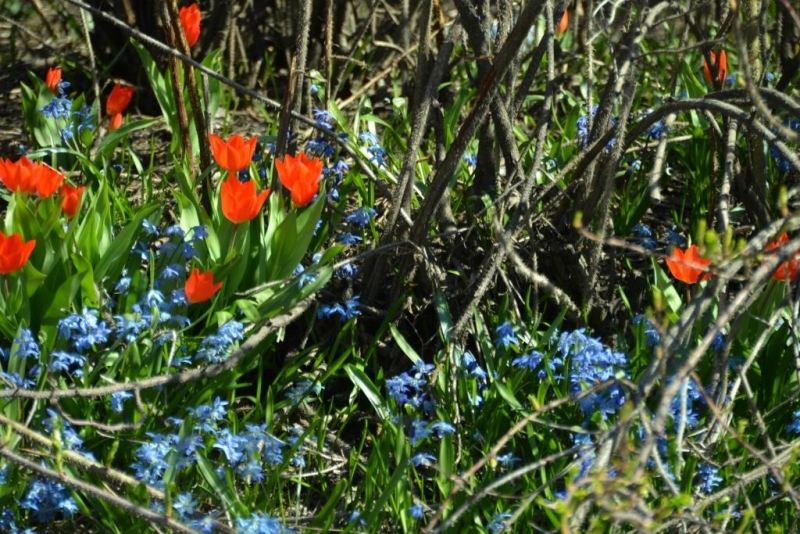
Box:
[348, 510, 367, 527]
[497, 452, 521, 467]
[58, 308, 112, 352]
[188, 397, 229, 433]
[213, 428, 246, 464]
[190, 224, 208, 242]
[20, 477, 79, 522]
[494, 322, 518, 349]
[345, 207, 377, 228]
[487, 511, 513, 534]
[285, 380, 323, 405]
[410, 419, 431, 446]
[696, 463, 723, 494]
[462, 350, 488, 382]
[14, 329, 40, 360]
[633, 315, 661, 348]
[410, 452, 437, 467]
[337, 233, 363, 246]
[235, 513, 296, 533]
[463, 152, 478, 166]
[142, 219, 160, 237]
[430, 420, 456, 438]
[409, 503, 424, 520]
[313, 108, 336, 127]
[512, 351, 543, 370]
[110, 391, 133, 413]
[358, 131, 379, 145]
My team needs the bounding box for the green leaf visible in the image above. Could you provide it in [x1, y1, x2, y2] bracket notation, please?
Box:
[195, 452, 248, 516]
[94, 203, 160, 283]
[389, 324, 421, 365]
[345, 364, 391, 421]
[495, 381, 524, 411]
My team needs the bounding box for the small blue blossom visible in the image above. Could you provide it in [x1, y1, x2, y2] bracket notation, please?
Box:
[13, 329, 40, 360]
[409, 503, 424, 520]
[110, 391, 133, 413]
[696, 463, 723, 494]
[358, 131, 379, 145]
[410, 452, 437, 467]
[142, 219, 160, 237]
[463, 152, 478, 166]
[337, 233, 363, 246]
[409, 419, 431, 446]
[494, 322, 518, 349]
[345, 207, 377, 228]
[487, 511, 513, 534]
[430, 420, 456, 438]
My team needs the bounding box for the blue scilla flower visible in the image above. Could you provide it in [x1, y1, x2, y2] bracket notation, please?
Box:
[409, 503, 424, 520]
[328, 159, 350, 177]
[14, 328, 40, 360]
[130, 432, 180, 487]
[313, 108, 336, 127]
[20, 477, 79, 522]
[293, 264, 318, 288]
[345, 207, 377, 228]
[512, 351, 544, 370]
[0, 371, 35, 388]
[494, 322, 518, 349]
[667, 377, 704, 428]
[49, 350, 85, 374]
[110, 391, 133, 413]
[463, 152, 478, 166]
[213, 428, 246, 464]
[196, 321, 244, 363]
[646, 120, 666, 140]
[462, 350, 488, 382]
[788, 410, 800, 434]
[285, 380, 323, 405]
[335, 263, 358, 279]
[410, 418, 431, 446]
[306, 137, 337, 158]
[190, 224, 208, 242]
[497, 452, 521, 467]
[631, 224, 652, 238]
[142, 219, 160, 237]
[359, 131, 379, 145]
[188, 397, 229, 434]
[58, 308, 112, 352]
[235, 513, 295, 534]
[368, 144, 388, 167]
[410, 452, 437, 467]
[633, 315, 661, 348]
[41, 95, 73, 121]
[696, 463, 723, 494]
[237, 458, 266, 483]
[558, 329, 628, 420]
[665, 227, 686, 247]
[430, 420, 456, 438]
[487, 511, 513, 534]
[337, 232, 363, 246]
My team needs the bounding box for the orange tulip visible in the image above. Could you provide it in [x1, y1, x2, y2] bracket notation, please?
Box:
[275, 152, 323, 207]
[109, 113, 124, 131]
[665, 244, 711, 284]
[557, 10, 569, 36]
[703, 50, 727, 85]
[45, 67, 62, 94]
[209, 134, 258, 173]
[179, 3, 201, 48]
[0, 231, 36, 275]
[765, 233, 799, 281]
[61, 184, 85, 218]
[106, 83, 134, 116]
[220, 176, 269, 224]
[33, 164, 64, 198]
[0, 157, 37, 195]
[185, 267, 223, 304]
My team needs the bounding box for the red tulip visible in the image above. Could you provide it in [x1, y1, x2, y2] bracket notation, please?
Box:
[45, 67, 62, 94]
[209, 134, 258, 173]
[33, 163, 64, 198]
[0, 157, 37, 195]
[665, 244, 711, 284]
[220, 176, 269, 224]
[275, 152, 323, 207]
[106, 83, 134, 116]
[557, 10, 569, 36]
[185, 267, 223, 304]
[0, 231, 36, 275]
[765, 233, 799, 281]
[109, 113, 124, 131]
[703, 50, 727, 85]
[61, 184, 85, 218]
[179, 3, 201, 48]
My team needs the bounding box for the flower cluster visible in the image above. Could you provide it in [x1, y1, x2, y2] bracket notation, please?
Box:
[0, 156, 85, 217]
